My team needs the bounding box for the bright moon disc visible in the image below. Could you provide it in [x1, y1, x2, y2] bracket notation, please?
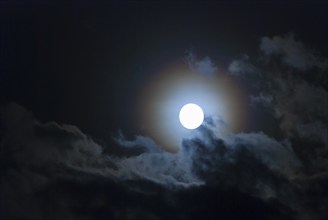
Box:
[179, 103, 204, 129]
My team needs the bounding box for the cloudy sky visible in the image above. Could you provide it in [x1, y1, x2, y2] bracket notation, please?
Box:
[1, 1, 328, 220]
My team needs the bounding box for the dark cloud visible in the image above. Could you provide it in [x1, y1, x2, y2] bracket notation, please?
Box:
[232, 34, 328, 175]
[226, 33, 328, 219]
[182, 127, 327, 220]
[260, 33, 328, 71]
[228, 54, 259, 78]
[2, 102, 327, 220]
[2, 32, 328, 220]
[113, 130, 163, 153]
[250, 92, 274, 108]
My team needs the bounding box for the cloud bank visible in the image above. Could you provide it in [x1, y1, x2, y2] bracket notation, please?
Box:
[1, 33, 328, 220]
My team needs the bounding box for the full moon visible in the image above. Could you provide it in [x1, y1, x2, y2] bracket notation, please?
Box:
[179, 103, 204, 129]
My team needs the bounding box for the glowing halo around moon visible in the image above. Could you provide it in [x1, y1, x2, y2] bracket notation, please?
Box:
[179, 103, 204, 129]
[137, 63, 249, 152]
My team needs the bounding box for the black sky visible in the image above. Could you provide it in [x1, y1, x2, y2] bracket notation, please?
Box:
[1, 1, 328, 220]
[1, 1, 327, 139]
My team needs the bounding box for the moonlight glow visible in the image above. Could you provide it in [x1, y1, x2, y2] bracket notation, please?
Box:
[179, 103, 204, 129]
[138, 65, 248, 152]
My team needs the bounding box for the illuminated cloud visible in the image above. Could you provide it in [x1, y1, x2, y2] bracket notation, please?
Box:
[186, 51, 218, 77]
[260, 33, 328, 71]
[137, 58, 248, 151]
[2, 33, 328, 220]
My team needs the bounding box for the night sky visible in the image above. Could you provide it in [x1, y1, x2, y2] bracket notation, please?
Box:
[1, 1, 328, 220]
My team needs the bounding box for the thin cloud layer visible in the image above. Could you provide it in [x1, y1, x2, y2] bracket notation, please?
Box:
[186, 51, 218, 77]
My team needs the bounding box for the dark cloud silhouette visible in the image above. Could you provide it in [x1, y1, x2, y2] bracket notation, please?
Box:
[2, 33, 328, 220]
[2, 102, 327, 220]
[230, 34, 328, 176]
